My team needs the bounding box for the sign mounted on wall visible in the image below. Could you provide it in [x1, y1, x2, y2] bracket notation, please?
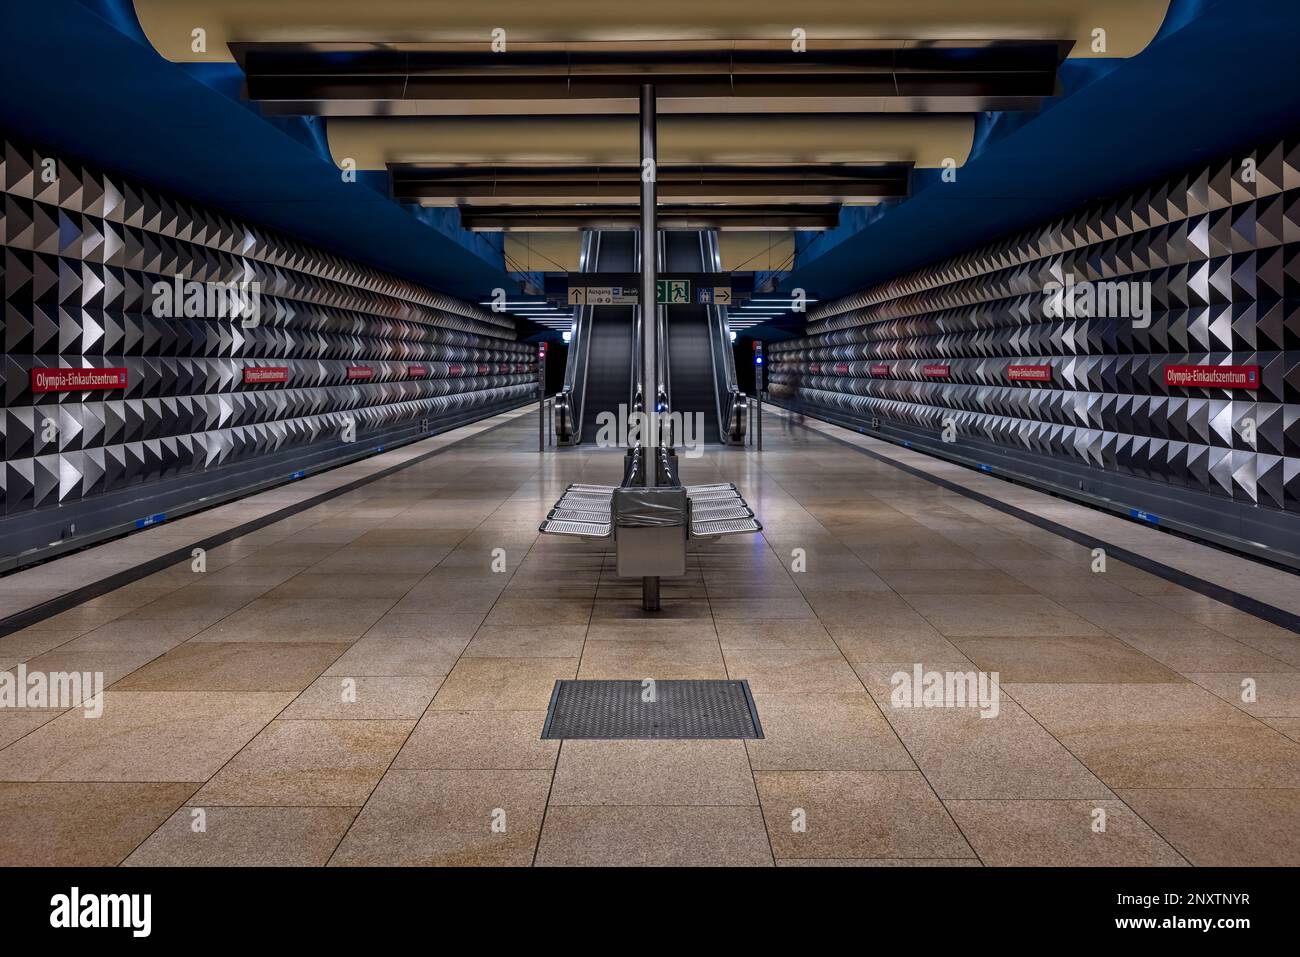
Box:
[242, 366, 288, 384]
[1164, 364, 1260, 390]
[922, 364, 952, 378]
[1007, 364, 1052, 382]
[346, 366, 374, 381]
[870, 363, 891, 376]
[656, 279, 691, 304]
[31, 367, 128, 393]
[569, 286, 637, 305]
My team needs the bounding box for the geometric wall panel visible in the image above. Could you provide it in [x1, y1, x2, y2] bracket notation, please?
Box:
[1, 133, 534, 522]
[772, 135, 1300, 518]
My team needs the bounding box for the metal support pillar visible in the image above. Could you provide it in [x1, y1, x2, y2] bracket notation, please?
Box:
[641, 575, 660, 611]
[639, 83, 660, 611]
[640, 83, 658, 485]
[537, 348, 546, 451]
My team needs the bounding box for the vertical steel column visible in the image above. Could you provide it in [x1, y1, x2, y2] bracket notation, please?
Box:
[640, 83, 657, 487]
[639, 84, 661, 611]
[537, 348, 546, 452]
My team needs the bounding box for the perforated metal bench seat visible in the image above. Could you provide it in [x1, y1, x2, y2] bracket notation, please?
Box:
[539, 482, 761, 540]
[539, 485, 614, 537]
[685, 484, 762, 538]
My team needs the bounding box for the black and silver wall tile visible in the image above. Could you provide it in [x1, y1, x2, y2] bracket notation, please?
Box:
[1, 134, 533, 547]
[772, 135, 1300, 551]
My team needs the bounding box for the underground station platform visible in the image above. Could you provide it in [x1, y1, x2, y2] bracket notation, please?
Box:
[0, 0, 1297, 938]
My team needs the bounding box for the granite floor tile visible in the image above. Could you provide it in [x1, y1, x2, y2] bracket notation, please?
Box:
[191, 719, 413, 806]
[0, 691, 293, 782]
[714, 620, 838, 651]
[756, 770, 974, 860]
[724, 649, 862, 693]
[880, 704, 1111, 800]
[430, 658, 578, 710]
[535, 806, 773, 866]
[191, 598, 395, 643]
[943, 799, 1186, 866]
[394, 710, 557, 770]
[745, 693, 914, 771]
[551, 740, 758, 806]
[463, 625, 587, 659]
[1114, 788, 1300, 866]
[1183, 672, 1300, 718]
[0, 782, 198, 866]
[113, 642, 343, 691]
[329, 769, 551, 866]
[1007, 683, 1300, 788]
[124, 806, 357, 867]
[907, 595, 1106, 638]
[323, 636, 466, 677]
[578, 639, 726, 680]
[0, 712, 61, 749]
[948, 634, 1182, 684]
[280, 676, 442, 720]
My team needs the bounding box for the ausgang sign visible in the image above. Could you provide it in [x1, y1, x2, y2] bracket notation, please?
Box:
[568, 286, 638, 305]
[31, 367, 128, 393]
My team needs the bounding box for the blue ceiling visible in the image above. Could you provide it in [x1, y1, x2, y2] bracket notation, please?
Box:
[778, 0, 1300, 304]
[2, 0, 1295, 316]
[0, 0, 516, 301]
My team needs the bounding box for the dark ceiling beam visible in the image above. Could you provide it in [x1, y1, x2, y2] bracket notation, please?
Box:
[388, 163, 912, 205]
[459, 205, 841, 231]
[233, 40, 1067, 116]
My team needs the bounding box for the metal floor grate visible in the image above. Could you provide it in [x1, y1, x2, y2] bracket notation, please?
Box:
[541, 679, 764, 740]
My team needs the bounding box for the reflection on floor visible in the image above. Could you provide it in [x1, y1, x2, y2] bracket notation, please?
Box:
[1, 413, 1299, 866]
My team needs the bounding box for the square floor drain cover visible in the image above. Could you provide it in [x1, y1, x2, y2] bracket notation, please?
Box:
[541, 679, 763, 740]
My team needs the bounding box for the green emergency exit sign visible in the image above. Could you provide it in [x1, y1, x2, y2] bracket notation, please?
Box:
[655, 279, 691, 304]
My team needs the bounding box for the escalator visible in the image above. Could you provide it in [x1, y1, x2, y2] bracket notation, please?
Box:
[579, 301, 636, 443]
[558, 230, 638, 445]
[660, 231, 743, 446]
[667, 311, 721, 444]
[556, 228, 744, 447]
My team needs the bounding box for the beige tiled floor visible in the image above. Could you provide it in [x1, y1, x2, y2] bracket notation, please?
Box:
[1, 412, 1299, 865]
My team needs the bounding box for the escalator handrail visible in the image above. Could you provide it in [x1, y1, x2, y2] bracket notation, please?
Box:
[702, 230, 748, 444]
[572, 230, 602, 441]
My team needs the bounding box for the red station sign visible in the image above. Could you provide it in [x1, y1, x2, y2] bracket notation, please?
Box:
[1007, 364, 1052, 382]
[1164, 364, 1260, 390]
[31, 367, 128, 393]
[242, 366, 289, 384]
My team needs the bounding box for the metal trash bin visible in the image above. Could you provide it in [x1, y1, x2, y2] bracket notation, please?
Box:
[613, 486, 688, 578]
